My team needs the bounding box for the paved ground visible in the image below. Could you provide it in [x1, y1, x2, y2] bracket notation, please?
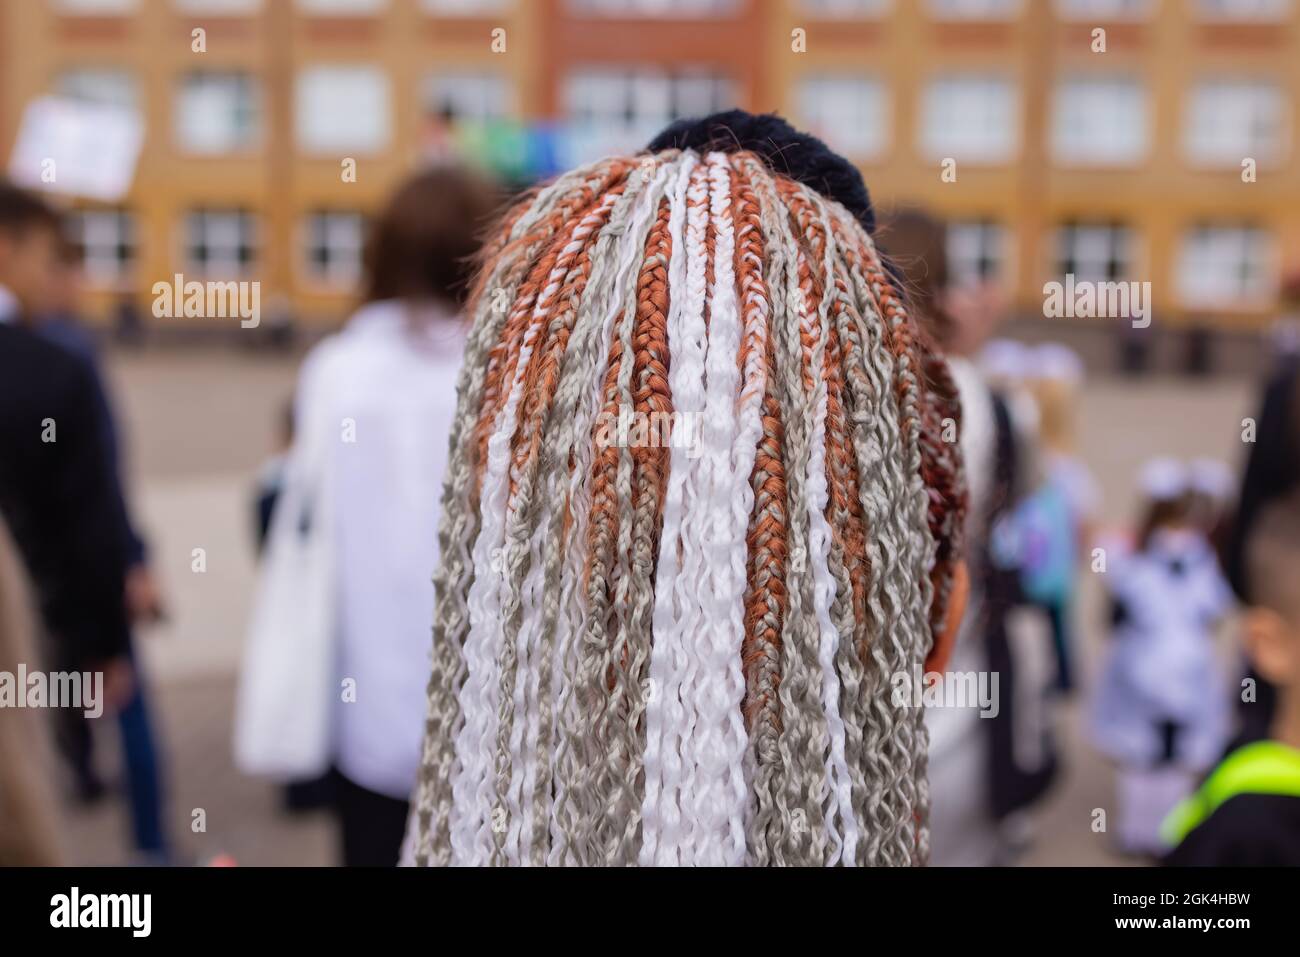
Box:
[56, 346, 1254, 866]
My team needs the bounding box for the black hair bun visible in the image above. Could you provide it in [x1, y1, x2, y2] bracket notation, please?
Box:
[646, 109, 876, 234]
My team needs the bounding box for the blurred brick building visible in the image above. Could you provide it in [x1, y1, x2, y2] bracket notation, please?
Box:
[0, 0, 1297, 329]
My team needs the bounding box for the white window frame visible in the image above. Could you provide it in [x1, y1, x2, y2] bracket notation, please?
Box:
[173, 0, 263, 14]
[56, 68, 140, 113]
[1053, 222, 1136, 283]
[1054, 0, 1154, 18]
[1052, 75, 1149, 168]
[175, 71, 261, 155]
[1195, 0, 1292, 20]
[565, 0, 739, 14]
[295, 65, 391, 155]
[68, 208, 137, 286]
[1184, 78, 1289, 169]
[421, 0, 511, 14]
[948, 220, 1012, 289]
[799, 0, 893, 16]
[926, 0, 1021, 19]
[295, 0, 387, 13]
[424, 71, 514, 124]
[183, 209, 258, 278]
[301, 210, 366, 288]
[564, 67, 737, 161]
[795, 74, 890, 161]
[919, 74, 1019, 165]
[1176, 224, 1277, 308]
[52, 0, 140, 13]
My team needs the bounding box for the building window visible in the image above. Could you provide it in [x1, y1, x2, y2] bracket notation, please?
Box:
[564, 68, 737, 159]
[424, 72, 514, 124]
[796, 75, 889, 160]
[296, 66, 390, 154]
[1177, 225, 1275, 307]
[948, 220, 1010, 288]
[920, 75, 1018, 164]
[296, 0, 385, 12]
[56, 69, 140, 113]
[1055, 0, 1153, 17]
[303, 211, 365, 287]
[185, 209, 257, 277]
[173, 0, 262, 13]
[1195, 0, 1292, 19]
[53, 0, 139, 12]
[800, 0, 892, 15]
[1185, 80, 1288, 168]
[176, 72, 260, 154]
[1054, 222, 1134, 282]
[565, 0, 739, 12]
[566, 0, 737, 12]
[421, 0, 510, 13]
[67, 209, 136, 285]
[1052, 76, 1148, 167]
[927, 0, 1021, 18]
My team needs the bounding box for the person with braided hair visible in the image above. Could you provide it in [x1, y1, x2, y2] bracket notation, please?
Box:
[409, 112, 968, 866]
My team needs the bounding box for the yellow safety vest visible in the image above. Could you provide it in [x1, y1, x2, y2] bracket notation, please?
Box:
[1163, 740, 1300, 846]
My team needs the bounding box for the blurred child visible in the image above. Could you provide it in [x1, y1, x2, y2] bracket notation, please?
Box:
[1018, 343, 1098, 693]
[1164, 488, 1300, 864]
[1091, 458, 1234, 856]
[1186, 456, 1234, 545]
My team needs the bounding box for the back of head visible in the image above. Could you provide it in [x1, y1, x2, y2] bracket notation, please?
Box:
[878, 206, 952, 348]
[412, 128, 965, 867]
[362, 165, 501, 309]
[0, 180, 59, 241]
[1245, 489, 1300, 629]
[0, 181, 62, 318]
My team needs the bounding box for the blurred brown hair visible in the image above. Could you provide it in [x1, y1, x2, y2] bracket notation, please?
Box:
[879, 207, 953, 348]
[363, 166, 502, 308]
[0, 181, 60, 241]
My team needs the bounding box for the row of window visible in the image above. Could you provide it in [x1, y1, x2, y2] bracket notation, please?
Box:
[51, 0, 1300, 21]
[59, 65, 1294, 167]
[69, 207, 1277, 309]
[951, 221, 1275, 307]
[802, 0, 1294, 20]
[55, 0, 508, 16]
[801, 73, 1290, 166]
[69, 208, 365, 287]
[60, 67, 501, 155]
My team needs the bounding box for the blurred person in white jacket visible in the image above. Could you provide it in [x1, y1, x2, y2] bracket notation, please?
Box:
[236, 166, 500, 866]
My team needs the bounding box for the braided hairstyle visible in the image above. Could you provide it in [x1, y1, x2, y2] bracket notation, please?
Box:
[413, 118, 966, 867]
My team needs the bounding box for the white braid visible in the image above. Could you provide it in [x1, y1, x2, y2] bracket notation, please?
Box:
[688, 152, 754, 865]
[639, 153, 702, 865]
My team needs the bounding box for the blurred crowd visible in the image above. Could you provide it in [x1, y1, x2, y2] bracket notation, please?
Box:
[3, 136, 1300, 867]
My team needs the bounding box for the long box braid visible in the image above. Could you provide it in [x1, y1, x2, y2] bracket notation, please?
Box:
[413, 146, 966, 867]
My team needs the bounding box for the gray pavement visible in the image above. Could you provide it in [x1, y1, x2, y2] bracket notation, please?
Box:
[57, 347, 1254, 866]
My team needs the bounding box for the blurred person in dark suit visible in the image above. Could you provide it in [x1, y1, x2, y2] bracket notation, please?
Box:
[1219, 334, 1300, 748]
[32, 231, 169, 860]
[0, 182, 146, 855]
